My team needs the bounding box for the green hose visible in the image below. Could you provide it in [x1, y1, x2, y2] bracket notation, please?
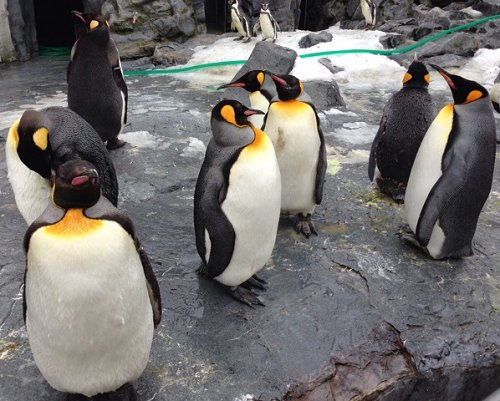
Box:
[124, 13, 499, 76]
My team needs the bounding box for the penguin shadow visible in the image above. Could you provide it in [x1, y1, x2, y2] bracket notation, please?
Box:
[64, 384, 137, 401]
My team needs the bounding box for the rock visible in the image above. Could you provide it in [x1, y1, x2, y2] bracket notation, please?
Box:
[122, 57, 156, 71]
[421, 54, 469, 69]
[6, 0, 37, 61]
[305, 80, 346, 111]
[300, 0, 346, 31]
[414, 22, 444, 41]
[151, 42, 194, 66]
[418, 31, 479, 59]
[318, 58, 345, 75]
[221, 41, 298, 106]
[378, 20, 417, 39]
[378, 0, 413, 21]
[379, 33, 408, 49]
[298, 31, 333, 49]
[419, 0, 453, 7]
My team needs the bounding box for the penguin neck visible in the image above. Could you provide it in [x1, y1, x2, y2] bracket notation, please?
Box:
[44, 208, 103, 237]
[211, 120, 255, 147]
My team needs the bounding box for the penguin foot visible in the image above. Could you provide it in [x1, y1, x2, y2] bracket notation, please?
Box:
[231, 286, 265, 307]
[399, 231, 430, 257]
[376, 177, 406, 204]
[106, 137, 126, 150]
[243, 37, 251, 43]
[252, 274, 268, 285]
[241, 276, 267, 291]
[295, 213, 318, 238]
[233, 36, 244, 41]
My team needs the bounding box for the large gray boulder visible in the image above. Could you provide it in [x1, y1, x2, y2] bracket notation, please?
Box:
[298, 31, 333, 49]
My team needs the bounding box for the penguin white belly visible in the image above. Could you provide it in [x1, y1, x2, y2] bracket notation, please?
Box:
[231, 9, 247, 37]
[360, 0, 374, 25]
[265, 102, 320, 214]
[405, 105, 453, 255]
[215, 135, 281, 287]
[6, 120, 51, 225]
[248, 91, 269, 128]
[260, 15, 275, 39]
[26, 219, 154, 396]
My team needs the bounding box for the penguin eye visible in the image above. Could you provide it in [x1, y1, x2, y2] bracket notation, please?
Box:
[89, 20, 99, 30]
[220, 105, 237, 125]
[33, 128, 49, 150]
[403, 73, 412, 84]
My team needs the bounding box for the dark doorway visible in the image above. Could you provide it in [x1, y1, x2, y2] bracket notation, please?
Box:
[34, 0, 84, 46]
[205, 0, 229, 33]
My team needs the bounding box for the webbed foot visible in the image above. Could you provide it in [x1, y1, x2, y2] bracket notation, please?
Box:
[106, 137, 126, 150]
[295, 213, 318, 238]
[230, 286, 265, 307]
[241, 275, 267, 291]
[233, 36, 244, 41]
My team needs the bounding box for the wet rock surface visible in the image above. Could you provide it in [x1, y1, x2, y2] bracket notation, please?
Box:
[0, 58, 499, 401]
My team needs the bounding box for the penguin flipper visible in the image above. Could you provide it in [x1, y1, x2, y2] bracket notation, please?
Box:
[416, 150, 468, 246]
[253, 21, 260, 34]
[85, 197, 162, 327]
[368, 114, 387, 181]
[108, 40, 128, 124]
[315, 126, 327, 205]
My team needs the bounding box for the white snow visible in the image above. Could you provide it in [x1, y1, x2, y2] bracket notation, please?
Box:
[120, 130, 160, 149]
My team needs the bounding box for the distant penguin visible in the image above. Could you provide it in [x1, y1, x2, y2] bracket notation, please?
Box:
[229, 0, 252, 42]
[5, 107, 118, 225]
[253, 3, 280, 42]
[68, 11, 128, 150]
[194, 100, 281, 306]
[404, 65, 496, 259]
[263, 73, 327, 237]
[218, 69, 277, 128]
[368, 61, 435, 202]
[489, 83, 500, 143]
[24, 159, 161, 398]
[360, 0, 377, 27]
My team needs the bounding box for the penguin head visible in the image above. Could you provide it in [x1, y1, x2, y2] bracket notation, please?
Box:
[403, 61, 430, 89]
[52, 160, 100, 210]
[16, 110, 52, 178]
[218, 70, 267, 93]
[261, 3, 270, 11]
[211, 99, 264, 127]
[271, 73, 303, 101]
[71, 11, 110, 32]
[430, 64, 489, 105]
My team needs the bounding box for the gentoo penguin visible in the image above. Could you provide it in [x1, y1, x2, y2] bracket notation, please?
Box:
[194, 100, 281, 306]
[218, 69, 277, 128]
[24, 160, 161, 398]
[229, 0, 252, 42]
[368, 61, 435, 202]
[252, 3, 280, 42]
[404, 65, 496, 259]
[262, 73, 327, 237]
[360, 0, 377, 27]
[5, 107, 118, 225]
[68, 11, 128, 150]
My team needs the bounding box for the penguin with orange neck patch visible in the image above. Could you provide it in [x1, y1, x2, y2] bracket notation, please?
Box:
[368, 61, 435, 202]
[218, 69, 277, 128]
[68, 11, 128, 150]
[262, 73, 327, 237]
[194, 100, 281, 306]
[5, 107, 118, 225]
[404, 65, 496, 259]
[24, 160, 161, 399]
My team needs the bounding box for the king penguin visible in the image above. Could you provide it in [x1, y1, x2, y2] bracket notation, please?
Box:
[368, 61, 435, 202]
[68, 11, 128, 150]
[404, 65, 496, 259]
[218, 69, 277, 129]
[24, 159, 161, 398]
[262, 73, 327, 237]
[5, 106, 118, 225]
[229, 0, 253, 43]
[194, 99, 281, 306]
[252, 3, 280, 42]
[360, 0, 377, 27]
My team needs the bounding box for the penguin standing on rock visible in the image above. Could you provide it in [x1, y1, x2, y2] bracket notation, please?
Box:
[368, 61, 435, 202]
[229, 0, 253, 42]
[360, 0, 377, 27]
[253, 3, 280, 42]
[194, 100, 281, 306]
[263, 73, 327, 237]
[5, 107, 118, 225]
[404, 65, 496, 259]
[68, 11, 128, 150]
[218, 69, 277, 128]
[24, 159, 161, 399]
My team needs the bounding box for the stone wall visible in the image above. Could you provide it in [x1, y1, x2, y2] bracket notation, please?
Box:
[0, 0, 16, 62]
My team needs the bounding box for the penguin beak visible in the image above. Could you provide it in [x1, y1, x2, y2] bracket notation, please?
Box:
[243, 108, 265, 117]
[271, 74, 288, 88]
[429, 64, 456, 90]
[71, 10, 86, 24]
[217, 81, 246, 90]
